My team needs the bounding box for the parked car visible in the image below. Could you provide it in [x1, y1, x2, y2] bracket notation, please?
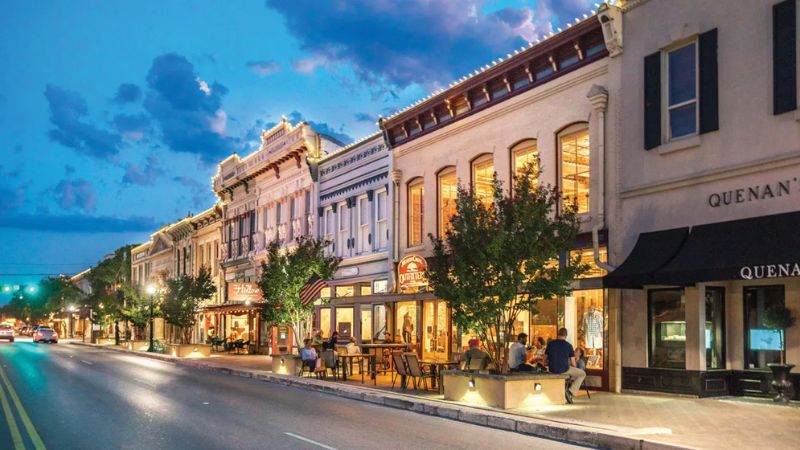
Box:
[33, 327, 58, 344]
[0, 324, 14, 342]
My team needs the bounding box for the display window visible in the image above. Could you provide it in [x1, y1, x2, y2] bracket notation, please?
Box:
[396, 301, 418, 345]
[335, 307, 354, 339]
[744, 285, 785, 369]
[531, 298, 559, 345]
[568, 289, 605, 370]
[422, 300, 449, 361]
[228, 314, 251, 341]
[319, 307, 331, 338]
[705, 287, 725, 369]
[570, 247, 608, 279]
[373, 304, 388, 342]
[648, 288, 686, 369]
[360, 306, 373, 343]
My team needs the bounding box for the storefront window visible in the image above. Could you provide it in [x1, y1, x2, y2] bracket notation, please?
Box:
[570, 247, 608, 279]
[319, 287, 331, 300]
[408, 180, 424, 246]
[744, 285, 785, 369]
[705, 287, 725, 369]
[360, 306, 373, 343]
[360, 285, 372, 296]
[335, 307, 354, 339]
[472, 154, 494, 207]
[438, 168, 457, 237]
[372, 279, 388, 294]
[422, 300, 449, 361]
[229, 314, 251, 341]
[531, 298, 559, 344]
[396, 301, 417, 345]
[319, 307, 331, 338]
[567, 290, 605, 370]
[512, 140, 539, 187]
[373, 304, 388, 342]
[559, 126, 590, 214]
[649, 289, 686, 369]
[335, 286, 354, 298]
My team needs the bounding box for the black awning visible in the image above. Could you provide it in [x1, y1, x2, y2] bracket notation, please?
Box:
[653, 211, 800, 286]
[604, 227, 689, 288]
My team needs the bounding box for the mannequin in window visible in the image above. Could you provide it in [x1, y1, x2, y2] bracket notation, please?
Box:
[582, 305, 603, 351]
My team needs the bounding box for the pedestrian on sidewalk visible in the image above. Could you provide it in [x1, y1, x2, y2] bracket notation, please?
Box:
[544, 328, 585, 404]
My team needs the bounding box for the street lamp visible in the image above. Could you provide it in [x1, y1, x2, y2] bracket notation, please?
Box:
[146, 284, 157, 352]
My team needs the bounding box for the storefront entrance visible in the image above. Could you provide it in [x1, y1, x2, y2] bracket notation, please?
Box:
[422, 300, 448, 361]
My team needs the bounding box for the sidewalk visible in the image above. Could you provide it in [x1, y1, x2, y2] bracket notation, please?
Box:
[72, 342, 799, 450]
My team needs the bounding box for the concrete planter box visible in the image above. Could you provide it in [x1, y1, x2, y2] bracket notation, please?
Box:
[442, 370, 568, 409]
[127, 340, 151, 352]
[165, 343, 212, 358]
[95, 338, 116, 345]
[271, 354, 299, 376]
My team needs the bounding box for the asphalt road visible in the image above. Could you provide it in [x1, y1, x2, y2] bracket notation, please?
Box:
[0, 338, 584, 450]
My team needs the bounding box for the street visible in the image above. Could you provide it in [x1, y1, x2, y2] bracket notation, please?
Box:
[0, 339, 583, 450]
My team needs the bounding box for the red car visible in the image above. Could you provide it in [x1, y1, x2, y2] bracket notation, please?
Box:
[0, 324, 13, 343]
[34, 327, 58, 344]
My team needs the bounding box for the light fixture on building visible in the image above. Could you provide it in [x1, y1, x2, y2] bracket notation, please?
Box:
[534, 383, 542, 391]
[146, 284, 157, 295]
[468, 378, 476, 390]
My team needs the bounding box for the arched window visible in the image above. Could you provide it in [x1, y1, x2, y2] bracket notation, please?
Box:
[407, 179, 424, 246]
[511, 139, 539, 189]
[559, 124, 590, 214]
[437, 167, 457, 237]
[471, 154, 494, 207]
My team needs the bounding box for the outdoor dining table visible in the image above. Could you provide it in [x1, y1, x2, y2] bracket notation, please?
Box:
[419, 359, 461, 394]
[360, 343, 413, 370]
[337, 353, 376, 384]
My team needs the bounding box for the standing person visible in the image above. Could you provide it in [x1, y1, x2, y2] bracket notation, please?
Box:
[300, 339, 318, 374]
[509, 333, 535, 372]
[544, 328, 586, 404]
[326, 331, 339, 351]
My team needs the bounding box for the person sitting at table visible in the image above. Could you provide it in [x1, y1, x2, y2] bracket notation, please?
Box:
[300, 339, 318, 374]
[459, 338, 492, 371]
[345, 337, 360, 355]
[383, 331, 393, 343]
[544, 327, 585, 404]
[509, 333, 535, 372]
[575, 347, 587, 371]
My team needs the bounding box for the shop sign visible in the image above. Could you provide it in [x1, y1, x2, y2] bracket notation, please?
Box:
[739, 263, 800, 280]
[398, 254, 428, 290]
[227, 282, 262, 302]
[708, 179, 797, 208]
[340, 267, 359, 277]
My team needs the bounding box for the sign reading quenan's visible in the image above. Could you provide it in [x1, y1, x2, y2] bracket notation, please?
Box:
[739, 263, 800, 280]
[398, 255, 428, 291]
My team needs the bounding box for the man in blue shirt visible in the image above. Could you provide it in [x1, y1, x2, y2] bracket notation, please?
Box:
[545, 327, 586, 404]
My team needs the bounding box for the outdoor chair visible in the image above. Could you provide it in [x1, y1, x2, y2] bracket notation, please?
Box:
[234, 340, 251, 354]
[321, 350, 340, 380]
[464, 355, 489, 372]
[404, 353, 435, 391]
[391, 352, 410, 390]
[298, 359, 315, 377]
[370, 349, 392, 382]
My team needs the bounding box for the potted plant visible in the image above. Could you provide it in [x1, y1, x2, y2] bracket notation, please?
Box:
[763, 304, 796, 403]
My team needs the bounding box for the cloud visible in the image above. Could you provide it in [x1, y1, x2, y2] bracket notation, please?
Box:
[266, 0, 587, 88]
[143, 53, 240, 164]
[123, 155, 163, 186]
[44, 84, 122, 159]
[247, 60, 281, 76]
[54, 179, 97, 212]
[353, 112, 378, 123]
[112, 113, 152, 141]
[0, 213, 158, 233]
[113, 83, 142, 104]
[278, 111, 353, 145]
[173, 176, 214, 209]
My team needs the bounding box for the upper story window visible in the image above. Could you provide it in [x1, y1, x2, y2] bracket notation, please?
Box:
[666, 41, 698, 139]
[511, 139, 539, 189]
[438, 168, 457, 237]
[375, 189, 388, 250]
[357, 196, 370, 254]
[471, 154, 494, 207]
[323, 207, 335, 255]
[559, 125, 590, 214]
[408, 180, 424, 247]
[276, 202, 284, 241]
[337, 202, 349, 257]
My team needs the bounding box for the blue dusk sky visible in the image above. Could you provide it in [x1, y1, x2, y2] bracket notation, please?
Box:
[0, 0, 595, 301]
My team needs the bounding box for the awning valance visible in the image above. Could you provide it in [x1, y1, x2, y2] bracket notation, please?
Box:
[203, 302, 265, 314]
[604, 227, 689, 288]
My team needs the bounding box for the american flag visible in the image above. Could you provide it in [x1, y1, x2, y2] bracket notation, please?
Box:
[299, 273, 327, 306]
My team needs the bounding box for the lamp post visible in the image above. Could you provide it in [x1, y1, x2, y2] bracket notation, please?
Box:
[146, 284, 157, 352]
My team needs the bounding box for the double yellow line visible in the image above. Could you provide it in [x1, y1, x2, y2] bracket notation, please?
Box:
[0, 365, 46, 450]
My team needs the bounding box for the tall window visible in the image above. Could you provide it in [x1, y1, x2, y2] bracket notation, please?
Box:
[288, 198, 296, 241]
[560, 126, 590, 214]
[357, 196, 370, 254]
[666, 41, 697, 139]
[438, 168, 457, 237]
[337, 202, 349, 257]
[276, 202, 283, 241]
[323, 207, 335, 255]
[375, 190, 388, 250]
[249, 211, 256, 251]
[744, 286, 785, 369]
[511, 140, 539, 188]
[408, 180, 424, 246]
[706, 287, 725, 369]
[648, 289, 685, 369]
[471, 155, 494, 207]
[304, 191, 312, 236]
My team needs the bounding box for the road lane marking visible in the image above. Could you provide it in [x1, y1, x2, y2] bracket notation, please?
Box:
[0, 375, 25, 450]
[284, 432, 338, 450]
[80, 360, 94, 365]
[0, 366, 47, 450]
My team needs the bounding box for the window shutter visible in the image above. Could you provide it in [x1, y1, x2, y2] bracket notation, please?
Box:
[699, 28, 719, 133]
[643, 52, 661, 150]
[774, 0, 797, 115]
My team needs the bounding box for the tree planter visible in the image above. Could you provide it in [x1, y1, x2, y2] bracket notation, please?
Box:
[127, 340, 150, 352]
[442, 370, 568, 409]
[165, 343, 212, 358]
[768, 363, 795, 403]
[271, 354, 299, 376]
[95, 338, 116, 345]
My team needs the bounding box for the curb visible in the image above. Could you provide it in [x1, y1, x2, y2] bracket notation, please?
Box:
[71, 342, 690, 450]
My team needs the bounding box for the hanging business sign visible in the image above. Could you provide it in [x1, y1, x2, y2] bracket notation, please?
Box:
[739, 263, 800, 280]
[227, 282, 263, 302]
[398, 254, 428, 290]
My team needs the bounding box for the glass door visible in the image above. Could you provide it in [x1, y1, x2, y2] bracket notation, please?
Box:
[422, 300, 449, 361]
[705, 287, 725, 369]
[360, 306, 373, 343]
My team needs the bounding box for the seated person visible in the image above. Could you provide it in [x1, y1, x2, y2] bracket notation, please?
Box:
[459, 338, 492, 371]
[345, 337, 360, 355]
[509, 333, 536, 372]
[300, 339, 318, 372]
[544, 328, 586, 404]
[575, 347, 587, 371]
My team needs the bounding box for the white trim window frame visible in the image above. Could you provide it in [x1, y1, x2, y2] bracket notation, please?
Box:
[375, 189, 388, 250]
[663, 39, 699, 142]
[357, 195, 370, 255]
[323, 206, 335, 256]
[337, 201, 349, 258]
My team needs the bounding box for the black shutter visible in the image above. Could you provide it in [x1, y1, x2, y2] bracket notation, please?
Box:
[774, 0, 797, 115]
[699, 28, 719, 133]
[644, 52, 661, 150]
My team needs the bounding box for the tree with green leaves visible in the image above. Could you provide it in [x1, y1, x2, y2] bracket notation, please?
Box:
[162, 266, 216, 344]
[259, 236, 340, 351]
[85, 245, 134, 341]
[427, 164, 588, 373]
[119, 284, 155, 340]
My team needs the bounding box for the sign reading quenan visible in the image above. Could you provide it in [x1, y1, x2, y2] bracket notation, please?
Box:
[398, 255, 428, 291]
[739, 263, 800, 280]
[227, 282, 263, 302]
